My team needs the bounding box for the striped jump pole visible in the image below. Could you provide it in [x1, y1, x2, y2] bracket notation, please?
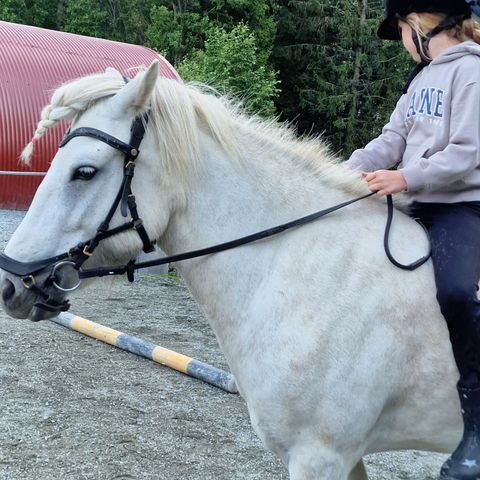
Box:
[52, 312, 238, 394]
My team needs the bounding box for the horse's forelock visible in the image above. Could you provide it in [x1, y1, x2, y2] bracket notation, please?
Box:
[21, 72, 127, 165]
[50, 72, 126, 115]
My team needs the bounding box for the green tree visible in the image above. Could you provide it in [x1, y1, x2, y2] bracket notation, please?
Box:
[144, 0, 276, 66]
[200, 0, 277, 64]
[0, 0, 58, 27]
[27, 0, 59, 28]
[146, 3, 208, 65]
[0, 0, 21, 22]
[1, 0, 418, 157]
[178, 23, 279, 116]
[103, 0, 154, 45]
[63, 0, 107, 37]
[271, 0, 412, 155]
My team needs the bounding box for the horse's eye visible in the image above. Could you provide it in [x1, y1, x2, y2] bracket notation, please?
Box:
[72, 166, 97, 181]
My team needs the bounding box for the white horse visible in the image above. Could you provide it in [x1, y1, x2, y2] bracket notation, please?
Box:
[0, 61, 462, 479]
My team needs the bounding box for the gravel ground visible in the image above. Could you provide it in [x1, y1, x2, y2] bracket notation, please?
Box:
[0, 209, 448, 479]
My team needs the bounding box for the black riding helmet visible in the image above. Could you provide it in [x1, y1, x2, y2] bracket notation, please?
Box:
[378, 0, 472, 40]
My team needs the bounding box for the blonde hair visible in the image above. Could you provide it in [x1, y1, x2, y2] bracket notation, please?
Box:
[405, 12, 480, 60]
[21, 71, 126, 164]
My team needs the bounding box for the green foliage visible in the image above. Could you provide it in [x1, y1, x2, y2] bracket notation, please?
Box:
[0, 0, 20, 22]
[103, 0, 155, 45]
[146, 4, 208, 65]
[63, 0, 107, 37]
[0, 0, 57, 27]
[144, 0, 276, 67]
[178, 23, 279, 117]
[271, 0, 412, 155]
[144, 0, 278, 116]
[200, 0, 277, 64]
[145, 6, 180, 59]
[27, 0, 59, 28]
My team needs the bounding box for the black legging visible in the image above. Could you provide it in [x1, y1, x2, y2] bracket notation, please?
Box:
[410, 201, 480, 388]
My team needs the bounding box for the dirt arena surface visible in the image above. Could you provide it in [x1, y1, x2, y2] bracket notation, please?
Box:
[0, 209, 447, 479]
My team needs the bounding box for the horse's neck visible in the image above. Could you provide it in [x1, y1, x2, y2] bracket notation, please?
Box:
[160, 133, 345, 258]
[157, 133, 350, 362]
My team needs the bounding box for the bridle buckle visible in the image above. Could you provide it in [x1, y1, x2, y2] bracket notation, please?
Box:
[22, 275, 36, 289]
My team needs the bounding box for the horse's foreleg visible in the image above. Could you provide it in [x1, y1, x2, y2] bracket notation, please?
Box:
[348, 460, 369, 480]
[288, 446, 351, 480]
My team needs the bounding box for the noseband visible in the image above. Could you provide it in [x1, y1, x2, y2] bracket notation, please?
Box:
[0, 112, 155, 314]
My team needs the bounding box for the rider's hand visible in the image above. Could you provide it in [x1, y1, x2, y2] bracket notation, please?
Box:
[362, 170, 407, 197]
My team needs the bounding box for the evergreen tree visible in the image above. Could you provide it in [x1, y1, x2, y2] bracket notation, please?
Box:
[271, 0, 412, 155]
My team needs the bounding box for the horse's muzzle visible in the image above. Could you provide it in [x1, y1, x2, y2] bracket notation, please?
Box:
[0, 269, 70, 321]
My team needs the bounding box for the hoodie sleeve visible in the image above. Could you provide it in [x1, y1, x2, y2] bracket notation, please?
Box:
[401, 69, 480, 192]
[345, 95, 408, 172]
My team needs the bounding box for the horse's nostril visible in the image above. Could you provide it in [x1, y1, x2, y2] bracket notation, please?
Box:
[1, 279, 16, 303]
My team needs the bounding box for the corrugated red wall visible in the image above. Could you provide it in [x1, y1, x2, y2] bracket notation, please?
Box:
[0, 20, 180, 210]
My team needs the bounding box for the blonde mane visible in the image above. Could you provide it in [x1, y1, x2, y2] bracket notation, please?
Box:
[23, 67, 368, 196]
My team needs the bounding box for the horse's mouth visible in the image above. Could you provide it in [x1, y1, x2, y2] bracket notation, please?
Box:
[3, 297, 67, 322]
[1, 276, 68, 321]
[29, 304, 62, 322]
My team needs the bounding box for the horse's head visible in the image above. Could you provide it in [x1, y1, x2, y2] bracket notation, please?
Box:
[0, 61, 176, 321]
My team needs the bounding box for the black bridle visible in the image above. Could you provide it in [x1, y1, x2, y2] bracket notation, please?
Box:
[0, 114, 431, 316]
[0, 113, 155, 313]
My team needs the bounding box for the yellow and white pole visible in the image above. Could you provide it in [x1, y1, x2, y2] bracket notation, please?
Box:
[52, 312, 238, 393]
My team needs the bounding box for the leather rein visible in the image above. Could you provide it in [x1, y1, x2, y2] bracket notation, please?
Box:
[0, 114, 431, 315]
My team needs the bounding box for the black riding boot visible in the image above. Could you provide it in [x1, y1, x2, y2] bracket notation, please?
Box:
[438, 384, 480, 480]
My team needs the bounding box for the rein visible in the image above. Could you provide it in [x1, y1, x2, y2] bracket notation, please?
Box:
[81, 191, 375, 280]
[79, 192, 431, 282]
[78, 192, 431, 281]
[0, 114, 431, 315]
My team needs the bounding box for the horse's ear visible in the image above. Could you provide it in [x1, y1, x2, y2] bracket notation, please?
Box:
[105, 67, 123, 80]
[114, 61, 159, 113]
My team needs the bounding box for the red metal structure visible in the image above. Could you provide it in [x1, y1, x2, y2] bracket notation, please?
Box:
[0, 21, 179, 210]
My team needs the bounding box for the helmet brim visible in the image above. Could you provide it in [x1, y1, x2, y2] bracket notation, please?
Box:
[377, 17, 401, 40]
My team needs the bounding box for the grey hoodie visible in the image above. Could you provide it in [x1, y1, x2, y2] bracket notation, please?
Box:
[346, 41, 480, 203]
